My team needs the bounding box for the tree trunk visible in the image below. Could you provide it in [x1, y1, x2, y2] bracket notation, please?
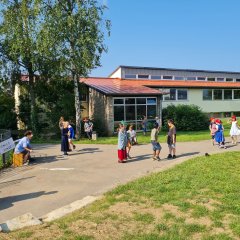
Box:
[28, 68, 37, 133]
[73, 71, 81, 139]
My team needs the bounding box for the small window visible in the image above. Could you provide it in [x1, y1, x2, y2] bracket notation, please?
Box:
[224, 90, 232, 100]
[151, 75, 161, 80]
[207, 77, 215, 82]
[186, 77, 196, 81]
[216, 78, 224, 82]
[163, 76, 173, 80]
[213, 90, 223, 100]
[203, 89, 212, 100]
[226, 78, 233, 82]
[136, 98, 146, 104]
[197, 77, 206, 81]
[125, 74, 136, 79]
[164, 89, 176, 100]
[236, 79, 240, 82]
[234, 90, 240, 99]
[147, 98, 157, 104]
[138, 74, 149, 79]
[175, 76, 185, 80]
[125, 98, 135, 104]
[114, 99, 124, 104]
[177, 89, 188, 100]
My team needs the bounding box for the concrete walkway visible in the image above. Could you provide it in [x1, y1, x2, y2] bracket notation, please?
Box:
[0, 139, 239, 224]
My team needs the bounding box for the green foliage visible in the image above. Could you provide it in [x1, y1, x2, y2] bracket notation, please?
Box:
[162, 104, 209, 131]
[0, 93, 17, 129]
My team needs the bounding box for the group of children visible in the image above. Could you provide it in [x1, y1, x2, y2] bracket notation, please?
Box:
[117, 119, 176, 163]
[209, 115, 240, 148]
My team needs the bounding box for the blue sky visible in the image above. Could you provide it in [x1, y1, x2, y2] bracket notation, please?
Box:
[91, 0, 240, 77]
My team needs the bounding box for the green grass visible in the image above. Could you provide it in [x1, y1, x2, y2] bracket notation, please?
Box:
[2, 151, 240, 240]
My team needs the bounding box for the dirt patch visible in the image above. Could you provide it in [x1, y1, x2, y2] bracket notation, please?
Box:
[185, 216, 212, 226]
[162, 203, 184, 217]
[187, 198, 222, 211]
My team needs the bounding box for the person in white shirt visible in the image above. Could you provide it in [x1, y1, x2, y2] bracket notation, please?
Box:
[126, 125, 137, 159]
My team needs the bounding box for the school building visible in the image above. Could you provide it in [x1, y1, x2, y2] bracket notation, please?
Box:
[81, 66, 240, 135]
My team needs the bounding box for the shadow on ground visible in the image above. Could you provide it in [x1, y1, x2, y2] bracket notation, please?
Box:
[0, 176, 35, 190]
[0, 191, 58, 211]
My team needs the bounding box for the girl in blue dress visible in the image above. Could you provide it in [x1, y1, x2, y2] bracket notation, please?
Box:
[214, 119, 226, 149]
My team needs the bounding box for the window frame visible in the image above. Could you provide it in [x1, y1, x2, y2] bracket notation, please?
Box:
[113, 97, 157, 130]
[163, 88, 188, 101]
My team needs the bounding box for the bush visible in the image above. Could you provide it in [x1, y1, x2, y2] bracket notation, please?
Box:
[162, 104, 209, 131]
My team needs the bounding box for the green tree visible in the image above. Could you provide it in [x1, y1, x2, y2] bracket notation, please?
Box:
[0, 63, 18, 129]
[0, 0, 48, 133]
[42, 0, 110, 138]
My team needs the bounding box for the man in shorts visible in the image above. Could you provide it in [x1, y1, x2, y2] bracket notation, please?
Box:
[14, 130, 33, 165]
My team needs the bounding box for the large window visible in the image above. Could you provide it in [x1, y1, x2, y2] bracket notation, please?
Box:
[224, 90, 232, 100]
[113, 97, 157, 131]
[234, 90, 240, 99]
[213, 90, 223, 100]
[203, 89, 212, 100]
[164, 89, 188, 101]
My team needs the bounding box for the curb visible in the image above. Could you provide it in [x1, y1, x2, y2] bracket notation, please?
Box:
[0, 195, 101, 232]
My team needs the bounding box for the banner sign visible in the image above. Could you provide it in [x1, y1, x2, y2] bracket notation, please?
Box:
[0, 138, 15, 155]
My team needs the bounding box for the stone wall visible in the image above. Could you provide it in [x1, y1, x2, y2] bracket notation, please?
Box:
[88, 88, 114, 136]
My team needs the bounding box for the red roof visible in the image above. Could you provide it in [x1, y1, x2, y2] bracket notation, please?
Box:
[81, 77, 240, 95]
[81, 77, 162, 95]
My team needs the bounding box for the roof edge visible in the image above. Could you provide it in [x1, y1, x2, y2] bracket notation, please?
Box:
[111, 65, 240, 75]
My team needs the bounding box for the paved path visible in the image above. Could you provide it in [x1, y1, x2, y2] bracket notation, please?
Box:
[0, 139, 239, 223]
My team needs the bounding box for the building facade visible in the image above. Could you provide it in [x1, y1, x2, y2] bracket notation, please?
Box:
[81, 66, 240, 135]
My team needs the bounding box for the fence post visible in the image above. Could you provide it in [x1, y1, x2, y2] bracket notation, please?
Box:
[0, 129, 12, 168]
[2, 153, 6, 166]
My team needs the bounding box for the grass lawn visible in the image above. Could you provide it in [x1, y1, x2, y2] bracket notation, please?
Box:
[2, 151, 240, 240]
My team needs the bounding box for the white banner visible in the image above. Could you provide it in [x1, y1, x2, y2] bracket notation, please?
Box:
[0, 138, 15, 155]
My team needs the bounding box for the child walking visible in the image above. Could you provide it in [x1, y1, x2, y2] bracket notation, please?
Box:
[228, 115, 240, 145]
[215, 119, 226, 149]
[117, 123, 128, 163]
[209, 117, 217, 146]
[150, 122, 161, 161]
[68, 123, 76, 150]
[167, 119, 177, 159]
[126, 125, 137, 159]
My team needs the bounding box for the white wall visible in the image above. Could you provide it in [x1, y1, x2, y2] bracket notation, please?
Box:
[162, 88, 240, 113]
[109, 68, 122, 78]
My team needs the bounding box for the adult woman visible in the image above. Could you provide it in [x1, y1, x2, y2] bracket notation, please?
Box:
[61, 121, 70, 155]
